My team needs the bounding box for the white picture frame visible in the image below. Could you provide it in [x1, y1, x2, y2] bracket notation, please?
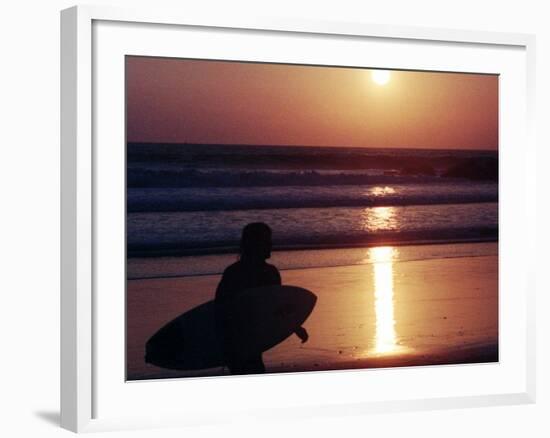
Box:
[60, 4, 536, 433]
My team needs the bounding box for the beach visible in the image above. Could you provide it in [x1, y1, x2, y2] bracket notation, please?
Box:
[126, 241, 498, 380]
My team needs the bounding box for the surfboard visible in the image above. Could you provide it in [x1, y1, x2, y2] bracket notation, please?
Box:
[145, 285, 316, 371]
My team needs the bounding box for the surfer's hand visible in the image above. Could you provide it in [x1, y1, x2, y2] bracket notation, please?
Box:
[295, 326, 309, 343]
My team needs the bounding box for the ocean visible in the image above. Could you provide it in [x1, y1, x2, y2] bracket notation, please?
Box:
[127, 143, 498, 278]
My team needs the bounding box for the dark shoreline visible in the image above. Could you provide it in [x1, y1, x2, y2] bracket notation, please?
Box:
[127, 342, 498, 381]
[127, 230, 498, 259]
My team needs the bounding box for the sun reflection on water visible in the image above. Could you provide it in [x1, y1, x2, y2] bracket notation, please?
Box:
[370, 246, 399, 354]
[368, 186, 396, 196]
[361, 206, 398, 232]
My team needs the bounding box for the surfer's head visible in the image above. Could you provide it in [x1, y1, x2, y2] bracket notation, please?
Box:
[240, 222, 273, 261]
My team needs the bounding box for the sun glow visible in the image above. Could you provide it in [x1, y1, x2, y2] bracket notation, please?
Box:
[371, 70, 391, 86]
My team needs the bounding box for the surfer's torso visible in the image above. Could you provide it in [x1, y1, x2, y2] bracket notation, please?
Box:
[215, 260, 281, 304]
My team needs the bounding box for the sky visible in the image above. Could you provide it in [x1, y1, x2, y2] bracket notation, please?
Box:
[126, 56, 498, 150]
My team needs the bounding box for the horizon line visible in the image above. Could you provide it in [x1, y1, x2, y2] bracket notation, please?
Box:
[126, 141, 498, 153]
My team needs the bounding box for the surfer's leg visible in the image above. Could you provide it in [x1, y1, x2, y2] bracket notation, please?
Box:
[226, 353, 248, 375]
[246, 354, 265, 374]
[227, 360, 248, 375]
[226, 355, 265, 375]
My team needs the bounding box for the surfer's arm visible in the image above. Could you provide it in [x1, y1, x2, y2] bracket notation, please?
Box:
[215, 266, 237, 303]
[294, 326, 309, 343]
[215, 276, 228, 302]
[272, 266, 282, 286]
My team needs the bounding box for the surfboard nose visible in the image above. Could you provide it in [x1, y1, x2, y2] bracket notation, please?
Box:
[304, 288, 317, 308]
[286, 286, 317, 316]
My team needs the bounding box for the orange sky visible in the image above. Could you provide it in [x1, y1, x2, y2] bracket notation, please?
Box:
[126, 56, 498, 150]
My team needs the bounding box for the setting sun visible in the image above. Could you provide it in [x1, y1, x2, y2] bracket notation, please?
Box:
[371, 70, 391, 85]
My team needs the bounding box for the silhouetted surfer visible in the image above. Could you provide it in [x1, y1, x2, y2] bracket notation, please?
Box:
[215, 222, 309, 375]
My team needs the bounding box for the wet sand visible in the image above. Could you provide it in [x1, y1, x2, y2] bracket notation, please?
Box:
[127, 243, 498, 380]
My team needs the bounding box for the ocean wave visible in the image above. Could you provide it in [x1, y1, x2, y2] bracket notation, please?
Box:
[127, 183, 498, 212]
[127, 203, 498, 258]
[127, 168, 440, 188]
[127, 143, 498, 187]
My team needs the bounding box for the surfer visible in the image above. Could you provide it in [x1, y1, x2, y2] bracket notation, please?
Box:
[215, 222, 309, 375]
